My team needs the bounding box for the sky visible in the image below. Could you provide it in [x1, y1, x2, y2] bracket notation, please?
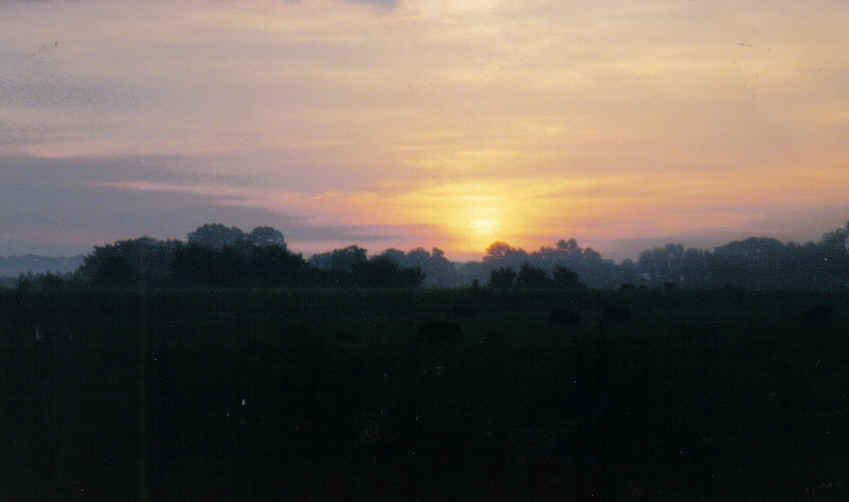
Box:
[1, 0, 848, 261]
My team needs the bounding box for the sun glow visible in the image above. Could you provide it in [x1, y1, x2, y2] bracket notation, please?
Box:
[470, 218, 498, 234]
[459, 204, 503, 253]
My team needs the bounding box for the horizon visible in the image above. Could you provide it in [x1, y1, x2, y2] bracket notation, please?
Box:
[1, 221, 846, 266]
[2, 1, 848, 261]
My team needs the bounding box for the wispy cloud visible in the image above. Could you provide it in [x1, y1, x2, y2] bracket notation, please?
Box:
[343, 0, 399, 8]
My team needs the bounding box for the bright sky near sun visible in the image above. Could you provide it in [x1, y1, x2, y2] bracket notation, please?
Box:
[1, 0, 848, 260]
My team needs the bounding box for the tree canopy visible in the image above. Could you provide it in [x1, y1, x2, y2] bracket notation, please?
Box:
[12, 220, 849, 292]
[187, 223, 247, 249]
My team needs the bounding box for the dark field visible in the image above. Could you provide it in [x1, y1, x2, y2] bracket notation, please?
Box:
[2, 288, 848, 501]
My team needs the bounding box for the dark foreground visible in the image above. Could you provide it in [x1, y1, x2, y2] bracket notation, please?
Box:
[1, 288, 848, 501]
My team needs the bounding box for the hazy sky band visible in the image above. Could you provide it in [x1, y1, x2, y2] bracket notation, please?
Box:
[2, 1, 847, 260]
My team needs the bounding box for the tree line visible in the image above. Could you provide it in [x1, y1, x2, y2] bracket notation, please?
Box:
[59, 224, 425, 289]
[459, 221, 849, 291]
[7, 220, 849, 291]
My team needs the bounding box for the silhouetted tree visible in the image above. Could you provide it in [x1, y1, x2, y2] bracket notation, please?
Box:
[93, 256, 137, 286]
[169, 243, 221, 285]
[309, 245, 368, 273]
[78, 236, 182, 285]
[465, 238, 620, 289]
[552, 265, 584, 289]
[37, 272, 71, 290]
[638, 243, 685, 285]
[712, 238, 787, 289]
[376, 246, 457, 287]
[169, 241, 309, 287]
[557, 238, 580, 254]
[484, 242, 528, 269]
[247, 226, 286, 248]
[819, 221, 849, 288]
[620, 259, 639, 285]
[489, 266, 517, 292]
[517, 262, 551, 288]
[378, 248, 406, 265]
[352, 256, 424, 288]
[187, 223, 246, 249]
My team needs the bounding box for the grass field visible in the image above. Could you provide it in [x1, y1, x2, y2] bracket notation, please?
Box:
[1, 287, 847, 501]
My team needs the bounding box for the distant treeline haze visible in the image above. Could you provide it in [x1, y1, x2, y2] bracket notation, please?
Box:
[6, 221, 849, 291]
[0, 255, 84, 279]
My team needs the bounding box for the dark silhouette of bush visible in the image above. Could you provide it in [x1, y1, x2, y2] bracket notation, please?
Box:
[352, 256, 424, 288]
[470, 238, 617, 289]
[169, 243, 218, 285]
[377, 246, 459, 287]
[93, 256, 138, 286]
[489, 266, 517, 292]
[169, 242, 310, 287]
[553, 265, 584, 289]
[517, 262, 551, 289]
[309, 245, 367, 273]
[77, 236, 182, 284]
[249, 242, 310, 286]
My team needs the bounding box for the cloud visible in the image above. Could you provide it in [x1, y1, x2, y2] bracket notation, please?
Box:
[342, 0, 399, 8]
[0, 154, 446, 256]
[0, 0, 397, 7]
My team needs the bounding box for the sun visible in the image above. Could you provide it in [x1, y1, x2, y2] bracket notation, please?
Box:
[396, 182, 515, 255]
[470, 218, 498, 234]
[462, 207, 502, 253]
